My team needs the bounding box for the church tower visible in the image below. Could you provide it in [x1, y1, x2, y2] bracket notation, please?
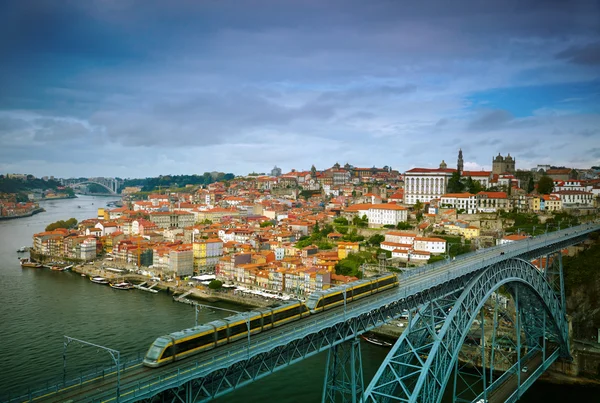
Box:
[457, 149, 464, 173]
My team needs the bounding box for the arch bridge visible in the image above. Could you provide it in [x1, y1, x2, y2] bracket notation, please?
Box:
[4, 224, 598, 403]
[63, 177, 120, 194]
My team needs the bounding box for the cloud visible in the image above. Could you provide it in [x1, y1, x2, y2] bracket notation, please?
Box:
[556, 42, 600, 65]
[0, 0, 599, 177]
[467, 109, 515, 131]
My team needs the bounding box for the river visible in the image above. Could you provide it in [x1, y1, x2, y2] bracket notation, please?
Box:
[0, 195, 596, 401]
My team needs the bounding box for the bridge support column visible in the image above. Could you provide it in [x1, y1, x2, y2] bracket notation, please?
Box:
[322, 337, 364, 403]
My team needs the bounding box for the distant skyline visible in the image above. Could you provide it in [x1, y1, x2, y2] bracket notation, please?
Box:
[1, 0, 599, 178]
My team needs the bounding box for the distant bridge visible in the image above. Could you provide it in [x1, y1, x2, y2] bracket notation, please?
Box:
[62, 177, 121, 195]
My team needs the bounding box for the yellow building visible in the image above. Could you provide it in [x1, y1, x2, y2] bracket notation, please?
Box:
[192, 238, 223, 271]
[460, 226, 480, 240]
[97, 208, 108, 220]
[529, 197, 541, 212]
[337, 241, 360, 259]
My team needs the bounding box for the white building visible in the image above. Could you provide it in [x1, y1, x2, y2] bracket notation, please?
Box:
[413, 237, 447, 254]
[384, 231, 417, 245]
[345, 203, 408, 227]
[404, 165, 455, 205]
[80, 238, 97, 261]
[391, 249, 430, 262]
[440, 193, 478, 214]
[551, 190, 594, 208]
[553, 180, 586, 192]
[498, 234, 528, 245]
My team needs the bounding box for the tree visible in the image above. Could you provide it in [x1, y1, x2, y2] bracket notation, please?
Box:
[260, 221, 274, 228]
[414, 200, 423, 211]
[45, 218, 78, 231]
[447, 171, 465, 193]
[464, 177, 482, 194]
[333, 216, 348, 225]
[527, 177, 535, 193]
[208, 280, 223, 290]
[537, 176, 554, 194]
[396, 222, 413, 230]
[367, 234, 385, 247]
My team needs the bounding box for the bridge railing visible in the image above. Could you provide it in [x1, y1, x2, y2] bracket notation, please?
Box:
[1, 353, 144, 403]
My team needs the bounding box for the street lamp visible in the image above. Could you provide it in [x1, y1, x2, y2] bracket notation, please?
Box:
[63, 336, 121, 402]
[194, 303, 252, 359]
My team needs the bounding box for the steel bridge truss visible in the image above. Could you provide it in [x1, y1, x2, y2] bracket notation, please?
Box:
[131, 280, 476, 402]
[363, 256, 569, 403]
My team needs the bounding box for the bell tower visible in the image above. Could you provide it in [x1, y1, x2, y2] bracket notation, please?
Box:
[457, 149, 464, 173]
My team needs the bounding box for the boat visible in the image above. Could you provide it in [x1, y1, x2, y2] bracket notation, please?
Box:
[20, 258, 42, 268]
[77, 205, 81, 209]
[110, 282, 134, 290]
[361, 333, 393, 348]
[81, 273, 87, 277]
[17, 247, 27, 253]
[90, 276, 109, 284]
[50, 264, 73, 272]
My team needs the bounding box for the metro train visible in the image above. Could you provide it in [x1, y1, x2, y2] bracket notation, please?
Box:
[143, 273, 399, 367]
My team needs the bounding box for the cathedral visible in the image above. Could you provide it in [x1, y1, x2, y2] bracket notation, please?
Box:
[492, 153, 516, 174]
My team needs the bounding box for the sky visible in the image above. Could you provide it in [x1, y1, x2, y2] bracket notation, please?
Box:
[1, 0, 599, 178]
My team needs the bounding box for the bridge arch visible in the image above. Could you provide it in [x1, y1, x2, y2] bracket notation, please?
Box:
[363, 257, 568, 403]
[72, 181, 116, 194]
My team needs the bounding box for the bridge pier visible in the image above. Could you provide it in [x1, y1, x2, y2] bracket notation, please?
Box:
[322, 337, 364, 403]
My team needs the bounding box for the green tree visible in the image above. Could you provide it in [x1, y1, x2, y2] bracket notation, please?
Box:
[333, 217, 349, 225]
[537, 176, 554, 194]
[447, 171, 465, 193]
[464, 177, 482, 193]
[414, 200, 423, 211]
[367, 234, 385, 247]
[45, 218, 78, 231]
[527, 177, 535, 193]
[260, 221, 274, 228]
[208, 280, 223, 290]
[396, 222, 413, 230]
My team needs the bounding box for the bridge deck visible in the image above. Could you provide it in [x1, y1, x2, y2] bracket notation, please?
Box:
[9, 223, 599, 403]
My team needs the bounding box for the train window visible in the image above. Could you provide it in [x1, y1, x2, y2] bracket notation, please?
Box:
[216, 328, 228, 340]
[146, 345, 163, 360]
[262, 312, 273, 325]
[273, 306, 298, 322]
[323, 293, 344, 306]
[177, 333, 215, 353]
[316, 299, 324, 308]
[250, 318, 262, 330]
[161, 345, 174, 359]
[353, 284, 370, 297]
[229, 323, 249, 336]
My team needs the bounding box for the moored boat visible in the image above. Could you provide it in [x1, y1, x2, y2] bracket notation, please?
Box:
[110, 282, 134, 290]
[361, 333, 393, 348]
[17, 247, 27, 253]
[90, 276, 109, 284]
[19, 258, 42, 268]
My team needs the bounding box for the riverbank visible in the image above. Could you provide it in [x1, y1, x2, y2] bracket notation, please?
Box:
[0, 207, 45, 221]
[38, 195, 77, 201]
[68, 264, 275, 308]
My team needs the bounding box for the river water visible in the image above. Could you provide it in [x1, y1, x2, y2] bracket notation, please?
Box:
[0, 195, 596, 401]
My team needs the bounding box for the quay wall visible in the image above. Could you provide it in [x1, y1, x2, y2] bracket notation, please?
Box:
[0, 208, 45, 221]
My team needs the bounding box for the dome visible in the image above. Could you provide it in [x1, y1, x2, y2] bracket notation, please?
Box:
[439, 160, 447, 169]
[494, 153, 504, 162]
[505, 153, 513, 161]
